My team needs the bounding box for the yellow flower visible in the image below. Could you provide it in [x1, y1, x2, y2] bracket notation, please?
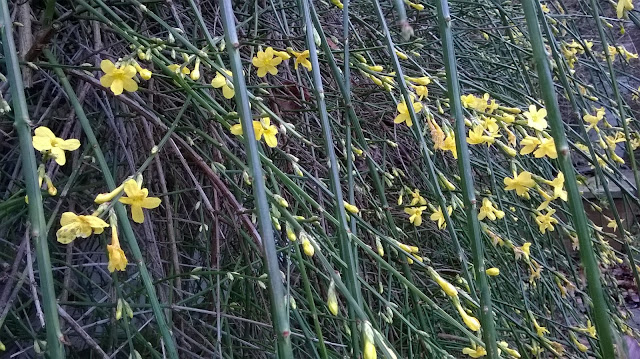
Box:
[167, 64, 191, 76]
[413, 85, 428, 100]
[211, 71, 235, 99]
[430, 206, 453, 229]
[583, 107, 605, 130]
[457, 306, 481, 331]
[607, 218, 619, 231]
[32, 126, 81, 166]
[430, 269, 458, 297]
[536, 209, 558, 234]
[273, 50, 291, 60]
[570, 333, 588, 352]
[330, 0, 344, 9]
[467, 125, 497, 145]
[617, 0, 633, 18]
[504, 171, 536, 196]
[230, 118, 279, 147]
[393, 100, 423, 127]
[410, 189, 427, 206]
[486, 267, 500, 276]
[94, 183, 125, 204]
[289, 49, 312, 71]
[497, 341, 520, 358]
[405, 206, 427, 226]
[532, 316, 549, 337]
[118, 179, 162, 223]
[363, 338, 376, 359]
[533, 137, 557, 159]
[301, 236, 315, 257]
[107, 226, 128, 272]
[462, 346, 487, 358]
[550, 172, 567, 201]
[524, 104, 548, 131]
[100, 59, 138, 95]
[408, 1, 425, 10]
[56, 212, 109, 244]
[442, 134, 458, 158]
[519, 136, 541, 155]
[252, 47, 283, 77]
[478, 198, 505, 221]
[541, 3, 550, 12]
[407, 76, 431, 85]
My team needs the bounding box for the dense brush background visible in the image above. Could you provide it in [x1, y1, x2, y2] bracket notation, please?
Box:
[2, 0, 640, 357]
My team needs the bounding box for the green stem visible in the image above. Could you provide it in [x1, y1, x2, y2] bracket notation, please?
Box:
[218, 1, 293, 357]
[520, 0, 617, 356]
[0, 3, 65, 357]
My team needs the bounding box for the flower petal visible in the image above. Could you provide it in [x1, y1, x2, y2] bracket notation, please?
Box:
[131, 205, 145, 223]
[100, 74, 114, 88]
[35, 126, 56, 139]
[123, 179, 140, 198]
[60, 212, 79, 226]
[58, 139, 81, 151]
[51, 147, 66, 165]
[122, 65, 137, 78]
[100, 59, 116, 74]
[211, 73, 226, 88]
[141, 197, 161, 209]
[122, 78, 138, 92]
[111, 79, 124, 96]
[264, 134, 278, 148]
[230, 124, 243, 136]
[222, 86, 235, 99]
[81, 215, 109, 229]
[32, 136, 52, 152]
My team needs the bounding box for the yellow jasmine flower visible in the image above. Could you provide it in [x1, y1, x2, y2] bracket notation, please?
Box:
[462, 346, 487, 358]
[524, 104, 548, 131]
[393, 99, 423, 127]
[289, 49, 312, 71]
[428, 118, 445, 149]
[413, 85, 428, 100]
[407, 76, 431, 85]
[32, 126, 81, 166]
[482, 116, 499, 134]
[410, 189, 427, 206]
[486, 267, 500, 276]
[583, 107, 605, 130]
[190, 59, 201, 80]
[532, 316, 549, 337]
[456, 305, 481, 331]
[442, 134, 458, 158]
[118, 179, 162, 223]
[607, 218, 619, 231]
[541, 3, 550, 12]
[461, 94, 478, 109]
[478, 198, 505, 221]
[231, 118, 279, 147]
[430, 205, 453, 229]
[100, 59, 138, 95]
[550, 172, 567, 201]
[504, 171, 536, 196]
[467, 125, 497, 145]
[516, 242, 532, 261]
[497, 341, 521, 358]
[167, 64, 191, 76]
[407, 1, 425, 10]
[252, 47, 283, 77]
[520, 136, 541, 155]
[363, 338, 376, 359]
[617, 0, 633, 18]
[429, 268, 458, 297]
[107, 226, 128, 272]
[570, 333, 588, 352]
[533, 137, 557, 158]
[536, 208, 558, 234]
[405, 206, 427, 226]
[211, 70, 235, 99]
[56, 212, 109, 244]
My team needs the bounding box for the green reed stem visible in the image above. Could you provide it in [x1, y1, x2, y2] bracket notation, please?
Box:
[219, 1, 293, 357]
[433, 0, 499, 355]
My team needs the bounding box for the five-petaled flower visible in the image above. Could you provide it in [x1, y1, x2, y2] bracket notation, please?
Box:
[230, 118, 279, 148]
[536, 208, 559, 233]
[56, 212, 109, 244]
[252, 47, 283, 77]
[100, 59, 138, 96]
[430, 206, 453, 229]
[211, 70, 235, 99]
[405, 206, 427, 226]
[394, 99, 423, 127]
[524, 104, 548, 131]
[119, 179, 162, 223]
[478, 198, 505, 221]
[617, 0, 633, 18]
[32, 126, 81, 166]
[533, 137, 557, 159]
[504, 170, 536, 197]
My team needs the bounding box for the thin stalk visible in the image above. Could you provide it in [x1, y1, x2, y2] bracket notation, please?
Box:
[0, 2, 65, 357]
[43, 49, 179, 359]
[300, 0, 364, 355]
[433, 0, 499, 355]
[218, 1, 293, 357]
[520, 0, 617, 356]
